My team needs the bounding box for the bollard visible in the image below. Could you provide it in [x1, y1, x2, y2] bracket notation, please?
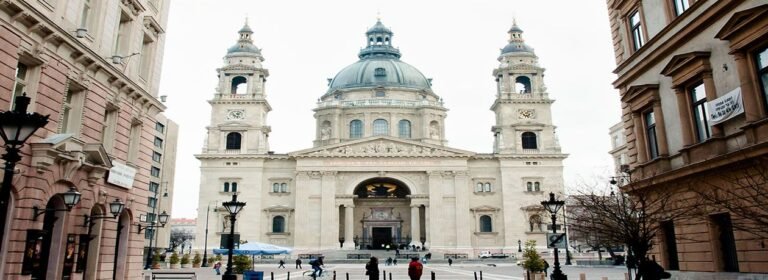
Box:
[287, 271, 290, 280]
[382, 270, 386, 280]
[271, 272, 274, 280]
[389, 272, 392, 280]
[601, 277, 608, 280]
[579, 273, 586, 280]
[346, 272, 350, 280]
[474, 272, 478, 280]
[480, 271, 483, 280]
[431, 271, 436, 280]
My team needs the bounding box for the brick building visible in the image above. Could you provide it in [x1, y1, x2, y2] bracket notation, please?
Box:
[0, 0, 174, 279]
[605, 0, 767, 273]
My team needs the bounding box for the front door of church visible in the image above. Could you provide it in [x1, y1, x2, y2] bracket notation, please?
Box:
[371, 227, 392, 250]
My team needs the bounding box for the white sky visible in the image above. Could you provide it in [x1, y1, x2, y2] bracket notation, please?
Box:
[158, 0, 622, 219]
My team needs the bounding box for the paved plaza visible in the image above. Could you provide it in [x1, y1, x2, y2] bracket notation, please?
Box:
[147, 263, 631, 280]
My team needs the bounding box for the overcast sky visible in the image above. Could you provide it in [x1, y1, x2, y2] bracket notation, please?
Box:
[158, 0, 622, 219]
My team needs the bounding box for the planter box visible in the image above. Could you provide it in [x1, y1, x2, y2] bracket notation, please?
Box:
[170, 263, 180, 269]
[524, 271, 545, 280]
[181, 263, 191, 268]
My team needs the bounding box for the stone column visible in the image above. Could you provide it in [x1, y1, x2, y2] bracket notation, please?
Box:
[343, 205, 356, 249]
[293, 171, 312, 248]
[653, 102, 670, 157]
[632, 113, 648, 163]
[702, 72, 724, 137]
[427, 171, 442, 248]
[409, 205, 421, 247]
[734, 52, 764, 122]
[423, 205, 430, 249]
[454, 171, 471, 250]
[320, 172, 338, 249]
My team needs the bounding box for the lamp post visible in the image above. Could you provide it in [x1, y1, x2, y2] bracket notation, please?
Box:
[562, 203, 572, 265]
[144, 184, 168, 270]
[0, 94, 49, 252]
[541, 192, 567, 280]
[202, 202, 215, 267]
[139, 210, 170, 269]
[222, 194, 245, 280]
[518, 239, 522, 252]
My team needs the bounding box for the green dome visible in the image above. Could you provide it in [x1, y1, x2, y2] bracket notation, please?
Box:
[328, 58, 431, 92]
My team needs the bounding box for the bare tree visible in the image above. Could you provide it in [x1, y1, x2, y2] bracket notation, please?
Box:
[169, 228, 194, 252]
[569, 185, 693, 280]
[688, 156, 768, 239]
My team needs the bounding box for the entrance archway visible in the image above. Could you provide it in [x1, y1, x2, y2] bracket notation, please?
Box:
[84, 205, 105, 279]
[37, 196, 67, 280]
[113, 211, 130, 280]
[351, 178, 412, 250]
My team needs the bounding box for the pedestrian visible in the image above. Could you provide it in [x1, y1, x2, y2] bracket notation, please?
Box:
[365, 257, 380, 280]
[395, 248, 400, 257]
[213, 261, 222, 275]
[543, 260, 550, 276]
[448, 257, 453, 266]
[408, 257, 423, 280]
[296, 258, 302, 269]
[393, 258, 398, 266]
[278, 259, 285, 268]
[386, 257, 393, 266]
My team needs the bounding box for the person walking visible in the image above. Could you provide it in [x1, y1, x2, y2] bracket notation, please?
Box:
[296, 258, 302, 269]
[213, 261, 222, 275]
[310, 257, 325, 277]
[393, 258, 398, 266]
[543, 260, 550, 276]
[278, 259, 286, 268]
[365, 257, 380, 280]
[408, 257, 424, 280]
[448, 257, 453, 266]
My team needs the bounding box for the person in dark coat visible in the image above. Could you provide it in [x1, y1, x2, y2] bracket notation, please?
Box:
[365, 257, 380, 280]
[447, 258, 453, 266]
[296, 258, 302, 269]
[543, 260, 550, 276]
[278, 259, 286, 268]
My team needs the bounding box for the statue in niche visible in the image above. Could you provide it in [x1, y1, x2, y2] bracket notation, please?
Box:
[429, 123, 440, 139]
[320, 125, 331, 140]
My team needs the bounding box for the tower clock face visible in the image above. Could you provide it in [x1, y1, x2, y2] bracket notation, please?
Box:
[227, 110, 245, 120]
[519, 109, 535, 119]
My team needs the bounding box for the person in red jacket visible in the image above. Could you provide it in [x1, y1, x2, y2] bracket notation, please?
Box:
[408, 257, 424, 280]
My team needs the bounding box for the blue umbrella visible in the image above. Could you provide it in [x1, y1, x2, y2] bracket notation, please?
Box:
[213, 242, 293, 255]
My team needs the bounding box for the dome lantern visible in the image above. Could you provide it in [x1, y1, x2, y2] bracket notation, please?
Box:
[500, 19, 535, 55]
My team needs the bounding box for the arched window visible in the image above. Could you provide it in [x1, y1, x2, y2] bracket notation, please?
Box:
[483, 183, 491, 192]
[350, 120, 363, 138]
[373, 119, 389, 136]
[280, 183, 287, 192]
[479, 215, 492, 232]
[515, 76, 532, 93]
[226, 132, 242, 150]
[529, 215, 543, 232]
[272, 183, 280, 192]
[476, 183, 483, 192]
[398, 120, 411, 138]
[224, 182, 230, 192]
[526, 182, 533, 192]
[272, 216, 285, 233]
[231, 76, 247, 94]
[534, 182, 540, 192]
[522, 132, 537, 149]
[231, 182, 238, 192]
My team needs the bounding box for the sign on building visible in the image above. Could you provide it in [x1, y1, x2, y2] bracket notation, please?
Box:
[707, 87, 744, 125]
[106, 161, 136, 189]
[546, 233, 567, 249]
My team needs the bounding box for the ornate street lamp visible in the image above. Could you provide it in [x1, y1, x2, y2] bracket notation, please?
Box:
[222, 194, 245, 280]
[541, 192, 567, 280]
[202, 203, 217, 267]
[518, 239, 522, 252]
[32, 187, 83, 220]
[0, 94, 49, 252]
[84, 198, 125, 229]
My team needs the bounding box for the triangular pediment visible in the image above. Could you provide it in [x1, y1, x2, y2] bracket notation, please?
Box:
[290, 136, 475, 158]
[660, 51, 710, 76]
[715, 5, 768, 41]
[32, 134, 111, 167]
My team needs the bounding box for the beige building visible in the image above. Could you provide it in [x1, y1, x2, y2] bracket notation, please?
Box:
[0, 0, 174, 279]
[145, 115, 178, 257]
[606, 0, 767, 273]
[195, 20, 567, 256]
[608, 122, 629, 175]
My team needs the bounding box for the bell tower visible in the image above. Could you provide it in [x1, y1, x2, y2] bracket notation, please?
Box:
[491, 21, 562, 155]
[203, 20, 271, 154]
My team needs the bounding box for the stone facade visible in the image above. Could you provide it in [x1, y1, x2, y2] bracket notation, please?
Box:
[0, 0, 174, 279]
[195, 20, 567, 257]
[605, 0, 768, 273]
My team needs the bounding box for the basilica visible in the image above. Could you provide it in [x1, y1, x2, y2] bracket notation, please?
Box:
[194, 19, 567, 256]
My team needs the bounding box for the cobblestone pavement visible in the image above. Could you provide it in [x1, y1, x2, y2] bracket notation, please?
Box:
[146, 263, 632, 280]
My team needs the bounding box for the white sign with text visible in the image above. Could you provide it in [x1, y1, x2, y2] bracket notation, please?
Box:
[707, 87, 744, 125]
[107, 161, 136, 189]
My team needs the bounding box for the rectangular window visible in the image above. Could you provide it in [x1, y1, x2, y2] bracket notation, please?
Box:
[60, 82, 86, 135]
[147, 213, 156, 223]
[152, 152, 162, 163]
[689, 82, 711, 142]
[673, 0, 691, 16]
[150, 166, 161, 177]
[114, 11, 132, 54]
[10, 63, 28, 110]
[80, 0, 92, 28]
[645, 111, 659, 159]
[144, 228, 154, 240]
[149, 182, 159, 193]
[757, 47, 768, 113]
[139, 35, 154, 80]
[127, 122, 142, 162]
[155, 122, 165, 133]
[148, 197, 157, 208]
[154, 136, 163, 148]
[629, 10, 645, 51]
[102, 107, 118, 151]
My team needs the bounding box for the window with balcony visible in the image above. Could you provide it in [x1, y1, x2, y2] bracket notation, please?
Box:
[689, 82, 711, 142]
[350, 120, 363, 139]
[628, 10, 645, 51]
[522, 132, 537, 149]
[226, 132, 242, 150]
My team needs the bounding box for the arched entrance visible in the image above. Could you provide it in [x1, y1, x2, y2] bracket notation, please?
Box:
[84, 205, 104, 280]
[352, 178, 412, 250]
[36, 196, 67, 280]
[113, 211, 130, 280]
